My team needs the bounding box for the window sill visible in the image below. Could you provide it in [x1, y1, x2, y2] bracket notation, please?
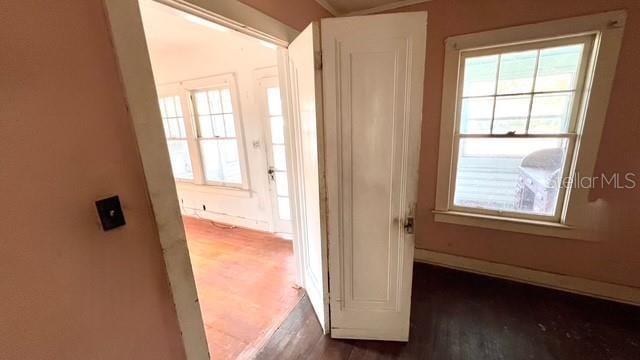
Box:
[432, 210, 592, 241]
[175, 182, 252, 198]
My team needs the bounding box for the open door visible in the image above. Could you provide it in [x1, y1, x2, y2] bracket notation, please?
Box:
[284, 22, 330, 333]
[284, 12, 427, 341]
[322, 12, 427, 341]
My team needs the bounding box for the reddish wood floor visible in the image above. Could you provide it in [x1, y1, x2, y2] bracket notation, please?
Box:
[183, 216, 303, 360]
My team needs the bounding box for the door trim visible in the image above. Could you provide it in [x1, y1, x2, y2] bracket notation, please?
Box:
[102, 1, 300, 358]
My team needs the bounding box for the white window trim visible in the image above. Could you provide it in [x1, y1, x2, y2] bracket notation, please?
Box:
[157, 84, 202, 183]
[159, 73, 252, 191]
[434, 10, 627, 240]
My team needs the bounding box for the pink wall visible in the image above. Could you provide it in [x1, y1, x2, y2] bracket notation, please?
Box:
[0, 1, 186, 359]
[391, 0, 640, 288]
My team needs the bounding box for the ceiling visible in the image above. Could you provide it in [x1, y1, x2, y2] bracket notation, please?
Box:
[315, 0, 427, 16]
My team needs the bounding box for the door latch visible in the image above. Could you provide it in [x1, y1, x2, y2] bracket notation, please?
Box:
[404, 217, 414, 234]
[267, 167, 276, 181]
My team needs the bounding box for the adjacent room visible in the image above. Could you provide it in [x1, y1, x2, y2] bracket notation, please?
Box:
[139, 1, 301, 358]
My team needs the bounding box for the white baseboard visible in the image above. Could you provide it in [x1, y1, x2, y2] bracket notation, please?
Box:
[181, 207, 272, 232]
[414, 249, 640, 307]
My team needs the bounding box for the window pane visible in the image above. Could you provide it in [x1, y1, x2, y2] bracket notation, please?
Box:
[497, 50, 537, 95]
[267, 87, 282, 116]
[273, 144, 287, 171]
[270, 116, 285, 143]
[278, 196, 291, 220]
[173, 96, 183, 116]
[199, 115, 214, 137]
[195, 92, 209, 114]
[492, 95, 531, 134]
[201, 139, 242, 184]
[167, 140, 193, 180]
[219, 139, 241, 184]
[209, 90, 222, 114]
[460, 97, 493, 134]
[224, 114, 236, 137]
[454, 137, 568, 216]
[168, 118, 180, 138]
[221, 89, 233, 113]
[165, 97, 177, 117]
[178, 117, 187, 138]
[200, 140, 222, 182]
[462, 55, 499, 97]
[529, 93, 573, 134]
[275, 171, 288, 197]
[535, 44, 584, 92]
[213, 115, 225, 137]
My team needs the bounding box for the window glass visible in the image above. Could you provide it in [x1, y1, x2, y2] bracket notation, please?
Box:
[453, 41, 589, 218]
[454, 138, 569, 215]
[158, 96, 193, 180]
[193, 88, 243, 185]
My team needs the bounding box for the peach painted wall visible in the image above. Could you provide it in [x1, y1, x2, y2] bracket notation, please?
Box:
[388, 0, 640, 288]
[0, 1, 186, 359]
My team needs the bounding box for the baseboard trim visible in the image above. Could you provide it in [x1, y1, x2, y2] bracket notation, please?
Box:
[414, 249, 640, 307]
[181, 207, 271, 233]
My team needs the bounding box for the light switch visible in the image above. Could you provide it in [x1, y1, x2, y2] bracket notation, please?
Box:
[95, 196, 126, 231]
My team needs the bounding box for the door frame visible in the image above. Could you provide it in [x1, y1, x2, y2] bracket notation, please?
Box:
[102, 1, 302, 358]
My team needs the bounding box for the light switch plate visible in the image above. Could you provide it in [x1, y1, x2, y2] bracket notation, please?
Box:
[95, 196, 126, 231]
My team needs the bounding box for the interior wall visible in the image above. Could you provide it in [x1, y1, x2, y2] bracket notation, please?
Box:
[0, 1, 186, 359]
[387, 0, 640, 288]
[141, 2, 280, 231]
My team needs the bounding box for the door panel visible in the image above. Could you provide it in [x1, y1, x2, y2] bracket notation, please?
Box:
[322, 12, 427, 341]
[285, 22, 330, 333]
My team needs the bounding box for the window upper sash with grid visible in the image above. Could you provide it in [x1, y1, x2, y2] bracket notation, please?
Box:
[456, 35, 594, 139]
[159, 95, 188, 140]
[192, 88, 237, 140]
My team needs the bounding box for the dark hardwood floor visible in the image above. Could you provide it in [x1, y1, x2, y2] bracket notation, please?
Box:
[256, 262, 640, 359]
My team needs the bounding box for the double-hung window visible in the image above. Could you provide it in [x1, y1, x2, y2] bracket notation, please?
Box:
[159, 95, 194, 180]
[156, 74, 249, 190]
[192, 87, 243, 186]
[434, 11, 626, 238]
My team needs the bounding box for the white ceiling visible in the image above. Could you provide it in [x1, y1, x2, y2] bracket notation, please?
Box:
[316, 0, 427, 15]
[138, 0, 277, 84]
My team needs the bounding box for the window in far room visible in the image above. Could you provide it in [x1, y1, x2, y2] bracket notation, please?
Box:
[192, 87, 244, 186]
[159, 95, 194, 180]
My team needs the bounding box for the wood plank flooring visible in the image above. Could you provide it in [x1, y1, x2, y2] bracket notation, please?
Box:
[183, 216, 303, 360]
[256, 262, 640, 359]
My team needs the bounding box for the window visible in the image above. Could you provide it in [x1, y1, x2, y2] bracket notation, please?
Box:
[434, 11, 626, 238]
[156, 74, 249, 190]
[159, 96, 193, 180]
[193, 88, 243, 185]
[453, 37, 591, 220]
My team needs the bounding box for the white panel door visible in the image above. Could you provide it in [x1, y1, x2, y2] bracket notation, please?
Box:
[322, 12, 427, 341]
[285, 22, 330, 332]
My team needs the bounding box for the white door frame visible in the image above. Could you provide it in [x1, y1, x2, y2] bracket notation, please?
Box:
[102, 1, 301, 358]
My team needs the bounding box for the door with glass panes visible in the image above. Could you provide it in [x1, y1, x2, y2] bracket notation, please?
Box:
[258, 76, 292, 234]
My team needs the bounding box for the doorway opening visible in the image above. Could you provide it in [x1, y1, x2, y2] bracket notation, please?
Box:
[139, 1, 301, 358]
